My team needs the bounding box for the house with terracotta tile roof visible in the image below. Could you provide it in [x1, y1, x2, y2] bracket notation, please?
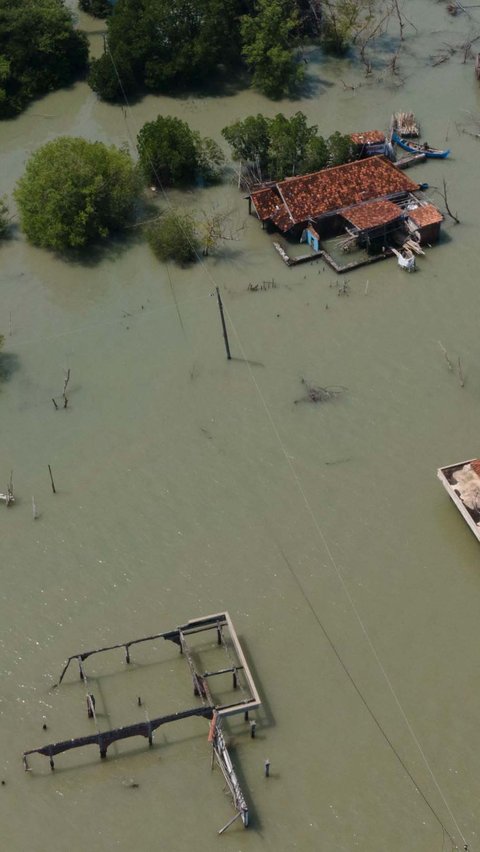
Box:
[249, 155, 445, 271]
[406, 202, 444, 244]
[350, 130, 388, 158]
[249, 156, 420, 237]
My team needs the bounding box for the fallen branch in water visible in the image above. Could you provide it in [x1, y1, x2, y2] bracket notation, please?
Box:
[438, 341, 453, 371]
[294, 378, 347, 405]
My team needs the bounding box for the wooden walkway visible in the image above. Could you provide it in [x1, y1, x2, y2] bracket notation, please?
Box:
[23, 705, 214, 767]
[273, 241, 391, 272]
[23, 612, 261, 834]
[394, 152, 426, 169]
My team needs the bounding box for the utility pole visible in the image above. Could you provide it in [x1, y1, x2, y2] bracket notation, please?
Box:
[216, 287, 231, 361]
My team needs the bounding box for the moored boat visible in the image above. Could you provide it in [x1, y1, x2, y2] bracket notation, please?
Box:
[392, 131, 450, 159]
[390, 246, 415, 271]
[437, 459, 480, 542]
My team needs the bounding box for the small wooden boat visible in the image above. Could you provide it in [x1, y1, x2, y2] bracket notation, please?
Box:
[392, 131, 450, 159]
[437, 459, 480, 542]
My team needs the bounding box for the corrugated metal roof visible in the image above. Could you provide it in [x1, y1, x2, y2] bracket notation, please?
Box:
[408, 203, 444, 227]
[350, 130, 386, 144]
[343, 199, 403, 230]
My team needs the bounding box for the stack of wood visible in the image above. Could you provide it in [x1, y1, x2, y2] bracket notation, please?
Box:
[403, 238, 425, 256]
[392, 111, 420, 137]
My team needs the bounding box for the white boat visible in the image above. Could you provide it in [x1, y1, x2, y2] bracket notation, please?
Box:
[437, 459, 480, 542]
[390, 246, 416, 272]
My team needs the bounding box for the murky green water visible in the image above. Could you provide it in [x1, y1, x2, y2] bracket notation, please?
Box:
[2, 3, 480, 850]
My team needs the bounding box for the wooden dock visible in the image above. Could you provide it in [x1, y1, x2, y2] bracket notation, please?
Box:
[394, 152, 426, 170]
[23, 612, 261, 833]
[273, 241, 391, 273]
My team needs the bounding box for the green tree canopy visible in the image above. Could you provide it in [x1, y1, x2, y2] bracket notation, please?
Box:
[79, 0, 112, 17]
[222, 112, 357, 181]
[88, 0, 243, 101]
[221, 114, 271, 175]
[147, 210, 200, 265]
[327, 130, 355, 166]
[0, 195, 11, 238]
[0, 0, 88, 118]
[137, 115, 224, 187]
[320, 0, 384, 55]
[240, 0, 304, 98]
[303, 135, 330, 173]
[15, 137, 139, 250]
[267, 112, 316, 177]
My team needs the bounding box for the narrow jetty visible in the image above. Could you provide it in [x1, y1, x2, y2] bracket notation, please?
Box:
[394, 152, 426, 170]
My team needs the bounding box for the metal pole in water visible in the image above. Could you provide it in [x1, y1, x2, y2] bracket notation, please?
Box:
[216, 287, 232, 361]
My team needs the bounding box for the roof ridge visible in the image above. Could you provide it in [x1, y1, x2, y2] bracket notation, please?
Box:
[276, 184, 294, 225]
[276, 154, 386, 189]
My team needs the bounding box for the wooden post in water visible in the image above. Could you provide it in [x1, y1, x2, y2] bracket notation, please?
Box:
[48, 465, 56, 494]
[216, 287, 232, 361]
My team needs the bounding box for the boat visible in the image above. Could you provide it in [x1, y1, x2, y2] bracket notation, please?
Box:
[437, 459, 480, 542]
[392, 131, 450, 159]
[390, 246, 415, 272]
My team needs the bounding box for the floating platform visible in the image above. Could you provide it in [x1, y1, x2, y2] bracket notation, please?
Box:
[23, 612, 261, 833]
[391, 111, 420, 138]
[394, 152, 427, 170]
[437, 459, 480, 542]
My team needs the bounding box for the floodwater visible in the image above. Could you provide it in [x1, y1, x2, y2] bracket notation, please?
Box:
[2, 3, 480, 850]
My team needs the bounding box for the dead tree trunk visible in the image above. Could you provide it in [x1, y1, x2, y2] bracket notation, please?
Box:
[441, 178, 460, 224]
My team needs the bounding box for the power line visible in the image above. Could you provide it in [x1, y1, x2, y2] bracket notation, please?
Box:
[103, 41, 467, 850]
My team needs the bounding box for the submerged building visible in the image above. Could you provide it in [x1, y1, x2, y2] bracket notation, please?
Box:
[248, 156, 443, 268]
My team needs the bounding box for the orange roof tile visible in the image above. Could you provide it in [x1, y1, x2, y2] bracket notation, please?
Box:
[343, 199, 403, 230]
[251, 187, 282, 220]
[271, 205, 294, 231]
[283, 158, 416, 228]
[250, 157, 419, 233]
[350, 130, 386, 144]
[408, 203, 443, 227]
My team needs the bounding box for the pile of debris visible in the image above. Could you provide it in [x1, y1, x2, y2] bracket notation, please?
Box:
[391, 111, 420, 138]
[451, 461, 480, 511]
